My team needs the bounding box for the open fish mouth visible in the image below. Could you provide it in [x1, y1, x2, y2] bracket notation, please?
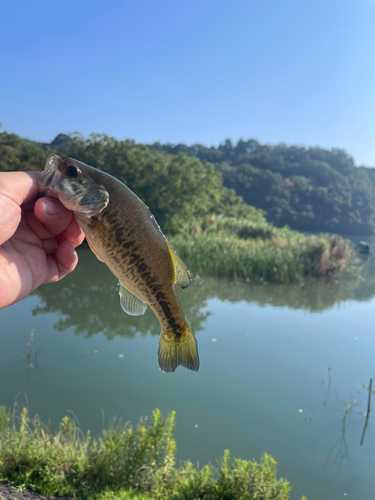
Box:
[39, 155, 63, 197]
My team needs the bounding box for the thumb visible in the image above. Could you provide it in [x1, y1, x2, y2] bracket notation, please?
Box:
[0, 172, 40, 245]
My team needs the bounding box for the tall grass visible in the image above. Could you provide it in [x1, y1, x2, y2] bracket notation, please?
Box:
[170, 216, 357, 282]
[0, 406, 292, 500]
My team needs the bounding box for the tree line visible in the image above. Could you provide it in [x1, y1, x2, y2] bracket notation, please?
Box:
[0, 131, 264, 235]
[151, 138, 375, 236]
[2, 130, 375, 235]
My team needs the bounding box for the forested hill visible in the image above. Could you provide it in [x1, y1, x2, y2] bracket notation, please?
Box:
[151, 139, 375, 236]
[0, 131, 262, 235]
[1, 131, 375, 236]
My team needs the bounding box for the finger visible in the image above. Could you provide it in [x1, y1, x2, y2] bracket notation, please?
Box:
[43, 240, 79, 283]
[25, 210, 55, 240]
[56, 240, 79, 272]
[58, 217, 85, 247]
[42, 238, 59, 255]
[34, 197, 73, 237]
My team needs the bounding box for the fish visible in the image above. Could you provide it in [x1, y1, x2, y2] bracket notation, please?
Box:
[39, 154, 199, 373]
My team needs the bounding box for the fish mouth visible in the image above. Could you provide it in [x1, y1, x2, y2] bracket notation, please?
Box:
[38, 155, 62, 198]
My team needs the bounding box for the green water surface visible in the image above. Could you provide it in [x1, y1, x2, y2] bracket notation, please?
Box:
[1, 248, 375, 500]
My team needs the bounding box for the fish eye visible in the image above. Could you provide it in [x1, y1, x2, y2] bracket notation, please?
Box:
[66, 165, 79, 178]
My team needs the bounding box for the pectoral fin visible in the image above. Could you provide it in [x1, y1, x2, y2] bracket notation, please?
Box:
[119, 281, 148, 316]
[86, 236, 104, 263]
[167, 244, 191, 289]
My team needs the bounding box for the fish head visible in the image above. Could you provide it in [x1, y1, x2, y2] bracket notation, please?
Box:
[39, 154, 109, 218]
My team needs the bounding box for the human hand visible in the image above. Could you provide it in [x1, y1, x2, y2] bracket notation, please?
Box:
[0, 171, 85, 309]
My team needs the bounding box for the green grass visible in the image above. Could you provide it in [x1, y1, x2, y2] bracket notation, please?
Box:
[0, 407, 294, 500]
[170, 215, 357, 282]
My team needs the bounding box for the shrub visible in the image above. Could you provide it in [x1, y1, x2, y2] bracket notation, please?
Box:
[0, 407, 291, 500]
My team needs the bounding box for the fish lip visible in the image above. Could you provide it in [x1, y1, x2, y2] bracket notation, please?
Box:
[38, 155, 62, 197]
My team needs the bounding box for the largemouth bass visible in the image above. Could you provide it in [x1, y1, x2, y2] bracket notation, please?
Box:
[39, 154, 199, 373]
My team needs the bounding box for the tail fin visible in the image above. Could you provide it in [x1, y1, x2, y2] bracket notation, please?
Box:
[158, 326, 200, 373]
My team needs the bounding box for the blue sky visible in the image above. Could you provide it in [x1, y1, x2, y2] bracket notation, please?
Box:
[1, 0, 375, 165]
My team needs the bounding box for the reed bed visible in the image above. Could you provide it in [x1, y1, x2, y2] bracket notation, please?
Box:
[170, 216, 356, 282]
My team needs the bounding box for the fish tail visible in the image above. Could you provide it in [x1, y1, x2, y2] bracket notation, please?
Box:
[158, 325, 200, 373]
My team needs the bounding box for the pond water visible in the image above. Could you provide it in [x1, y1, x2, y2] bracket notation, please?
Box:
[1, 248, 375, 500]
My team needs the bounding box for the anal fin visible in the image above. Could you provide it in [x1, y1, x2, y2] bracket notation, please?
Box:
[119, 281, 148, 316]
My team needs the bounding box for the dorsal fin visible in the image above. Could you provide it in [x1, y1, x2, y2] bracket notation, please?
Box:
[167, 243, 191, 289]
[118, 281, 148, 316]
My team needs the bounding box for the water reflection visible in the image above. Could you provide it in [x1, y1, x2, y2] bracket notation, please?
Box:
[32, 249, 210, 338]
[32, 248, 375, 338]
[310, 370, 371, 469]
[325, 399, 359, 467]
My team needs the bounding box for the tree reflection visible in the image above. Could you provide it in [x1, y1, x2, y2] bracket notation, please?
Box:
[31, 248, 375, 339]
[31, 249, 211, 339]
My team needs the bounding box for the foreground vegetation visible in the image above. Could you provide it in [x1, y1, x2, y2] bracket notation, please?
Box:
[0, 130, 358, 281]
[0, 407, 296, 500]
